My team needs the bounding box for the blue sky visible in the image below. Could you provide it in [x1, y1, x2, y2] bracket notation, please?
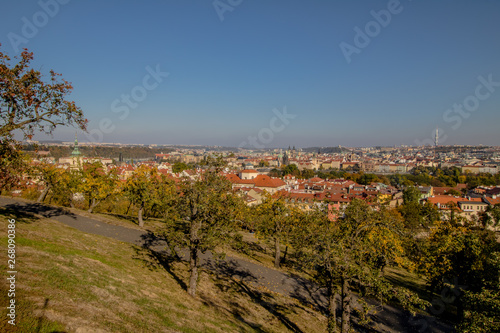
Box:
[1, 0, 499, 147]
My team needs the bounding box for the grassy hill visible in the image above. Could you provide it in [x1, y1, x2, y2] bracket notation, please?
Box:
[0, 208, 327, 333]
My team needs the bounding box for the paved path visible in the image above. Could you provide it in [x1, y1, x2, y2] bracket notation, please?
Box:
[0, 196, 452, 333]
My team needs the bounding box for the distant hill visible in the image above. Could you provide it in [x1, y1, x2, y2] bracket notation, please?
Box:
[26, 145, 176, 160]
[302, 146, 350, 154]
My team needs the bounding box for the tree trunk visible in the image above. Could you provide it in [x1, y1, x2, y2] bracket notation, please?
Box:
[282, 245, 288, 264]
[274, 237, 281, 268]
[188, 218, 201, 297]
[37, 185, 51, 203]
[341, 276, 351, 333]
[126, 201, 132, 215]
[138, 202, 145, 227]
[188, 245, 199, 297]
[88, 198, 97, 213]
[327, 281, 338, 333]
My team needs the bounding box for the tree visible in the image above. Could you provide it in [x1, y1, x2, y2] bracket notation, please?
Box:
[268, 168, 281, 178]
[79, 162, 118, 213]
[399, 185, 438, 232]
[35, 162, 62, 203]
[258, 159, 269, 167]
[43, 166, 82, 207]
[358, 173, 380, 185]
[0, 45, 87, 139]
[300, 168, 315, 180]
[294, 199, 426, 333]
[446, 189, 461, 196]
[479, 203, 500, 229]
[281, 163, 299, 176]
[172, 162, 190, 173]
[403, 186, 421, 204]
[458, 288, 500, 333]
[160, 160, 244, 296]
[0, 140, 29, 192]
[418, 221, 500, 323]
[0, 45, 86, 189]
[124, 165, 174, 227]
[255, 193, 297, 268]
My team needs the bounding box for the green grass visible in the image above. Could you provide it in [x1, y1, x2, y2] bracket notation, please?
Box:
[0, 207, 327, 333]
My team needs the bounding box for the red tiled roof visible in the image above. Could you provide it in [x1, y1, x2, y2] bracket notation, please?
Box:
[308, 177, 323, 182]
[254, 175, 286, 188]
[427, 196, 462, 205]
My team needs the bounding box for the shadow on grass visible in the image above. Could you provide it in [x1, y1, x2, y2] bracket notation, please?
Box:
[133, 231, 188, 291]
[288, 273, 328, 313]
[0, 206, 41, 223]
[1, 203, 77, 222]
[35, 298, 66, 333]
[205, 259, 305, 333]
[0, 284, 66, 333]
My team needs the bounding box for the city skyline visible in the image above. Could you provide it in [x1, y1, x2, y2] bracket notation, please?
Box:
[1, 1, 500, 147]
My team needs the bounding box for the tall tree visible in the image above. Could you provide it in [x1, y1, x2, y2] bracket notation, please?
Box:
[294, 199, 426, 333]
[160, 160, 244, 296]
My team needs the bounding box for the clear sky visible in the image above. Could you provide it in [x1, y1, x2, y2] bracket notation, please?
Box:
[1, 0, 499, 148]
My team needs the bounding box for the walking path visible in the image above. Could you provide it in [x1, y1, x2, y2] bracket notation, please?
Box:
[0, 196, 451, 333]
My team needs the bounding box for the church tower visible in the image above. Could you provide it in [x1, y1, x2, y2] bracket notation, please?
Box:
[71, 133, 82, 167]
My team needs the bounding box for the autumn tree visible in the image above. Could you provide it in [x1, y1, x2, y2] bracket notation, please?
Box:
[159, 159, 244, 296]
[255, 193, 297, 268]
[293, 199, 426, 333]
[124, 165, 174, 227]
[78, 162, 118, 213]
[58, 168, 83, 208]
[0, 44, 87, 189]
[0, 45, 87, 138]
[35, 162, 61, 203]
[0, 140, 29, 192]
